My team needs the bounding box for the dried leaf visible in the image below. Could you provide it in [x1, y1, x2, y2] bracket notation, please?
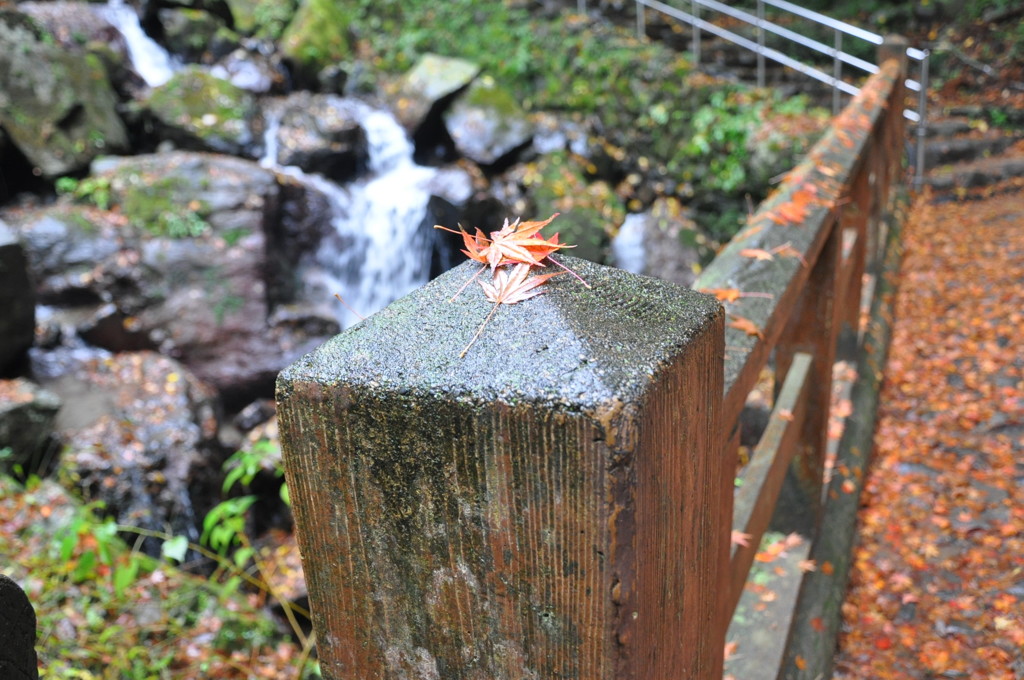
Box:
[479, 263, 562, 305]
[740, 247, 774, 261]
[731, 530, 752, 548]
[727, 314, 764, 340]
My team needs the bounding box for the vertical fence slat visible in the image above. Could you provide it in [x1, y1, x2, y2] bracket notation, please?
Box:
[771, 218, 842, 536]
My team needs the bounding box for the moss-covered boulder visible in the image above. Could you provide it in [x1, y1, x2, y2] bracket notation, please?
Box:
[158, 8, 237, 64]
[225, 0, 296, 39]
[279, 0, 354, 88]
[445, 76, 534, 169]
[0, 10, 128, 178]
[142, 66, 258, 156]
[519, 151, 625, 264]
[391, 53, 480, 133]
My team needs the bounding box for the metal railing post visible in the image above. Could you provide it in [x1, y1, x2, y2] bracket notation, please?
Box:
[832, 30, 843, 114]
[636, 0, 646, 39]
[578, 0, 586, 14]
[757, 0, 766, 88]
[692, 0, 701, 66]
[914, 51, 929, 190]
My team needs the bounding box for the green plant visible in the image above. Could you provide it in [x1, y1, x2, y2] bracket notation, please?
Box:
[55, 175, 112, 210]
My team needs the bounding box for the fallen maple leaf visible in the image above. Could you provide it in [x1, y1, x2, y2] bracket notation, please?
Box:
[740, 247, 775, 261]
[438, 214, 569, 270]
[479, 263, 561, 305]
[728, 314, 765, 340]
[460, 264, 563, 357]
[731, 530, 752, 548]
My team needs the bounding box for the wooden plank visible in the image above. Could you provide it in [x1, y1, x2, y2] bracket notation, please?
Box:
[724, 532, 813, 680]
[729, 352, 812, 615]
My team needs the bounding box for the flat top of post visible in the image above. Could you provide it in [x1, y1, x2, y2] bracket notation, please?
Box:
[279, 256, 722, 410]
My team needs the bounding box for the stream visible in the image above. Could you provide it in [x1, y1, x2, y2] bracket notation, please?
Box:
[102, 0, 456, 329]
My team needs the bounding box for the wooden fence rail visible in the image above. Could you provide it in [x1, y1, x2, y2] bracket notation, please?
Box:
[277, 37, 908, 680]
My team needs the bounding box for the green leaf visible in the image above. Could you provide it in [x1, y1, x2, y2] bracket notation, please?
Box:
[161, 535, 189, 562]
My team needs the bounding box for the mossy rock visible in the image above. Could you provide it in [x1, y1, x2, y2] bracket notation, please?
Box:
[445, 76, 533, 167]
[522, 151, 625, 264]
[0, 10, 128, 178]
[158, 8, 234, 63]
[280, 0, 354, 88]
[143, 67, 257, 156]
[225, 0, 297, 40]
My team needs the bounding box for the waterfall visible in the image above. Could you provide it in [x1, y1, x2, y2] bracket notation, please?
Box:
[101, 4, 449, 330]
[261, 103, 443, 329]
[99, 0, 178, 88]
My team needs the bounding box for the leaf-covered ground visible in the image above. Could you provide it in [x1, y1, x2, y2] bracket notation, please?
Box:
[833, 177, 1024, 677]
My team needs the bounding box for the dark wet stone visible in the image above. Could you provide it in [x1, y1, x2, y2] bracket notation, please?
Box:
[0, 573, 38, 680]
[0, 221, 34, 371]
[0, 378, 61, 478]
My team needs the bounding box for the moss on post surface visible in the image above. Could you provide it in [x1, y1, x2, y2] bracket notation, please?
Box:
[277, 256, 727, 679]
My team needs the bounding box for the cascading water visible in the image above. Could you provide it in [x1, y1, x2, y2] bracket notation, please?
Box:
[103, 4, 451, 330]
[99, 0, 178, 87]
[261, 104, 443, 329]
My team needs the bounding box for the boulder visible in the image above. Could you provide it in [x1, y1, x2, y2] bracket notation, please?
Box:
[0, 379, 61, 478]
[46, 351, 221, 552]
[11, 152, 338, 405]
[0, 574, 38, 680]
[211, 47, 287, 94]
[0, 9, 129, 178]
[7, 206, 128, 306]
[610, 197, 711, 287]
[279, 0, 354, 89]
[391, 54, 480, 135]
[158, 7, 237, 64]
[263, 94, 369, 181]
[224, 0, 295, 39]
[0, 221, 34, 371]
[142, 67, 259, 157]
[444, 77, 534, 170]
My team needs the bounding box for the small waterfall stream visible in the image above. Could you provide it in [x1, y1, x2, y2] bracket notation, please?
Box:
[261, 104, 442, 329]
[99, 0, 178, 87]
[104, 1, 450, 329]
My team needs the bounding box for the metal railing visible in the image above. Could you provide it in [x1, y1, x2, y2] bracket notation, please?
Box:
[578, 0, 929, 188]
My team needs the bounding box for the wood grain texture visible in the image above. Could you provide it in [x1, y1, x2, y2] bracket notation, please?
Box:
[276, 257, 726, 679]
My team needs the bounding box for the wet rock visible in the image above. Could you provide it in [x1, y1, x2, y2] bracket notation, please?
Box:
[610, 198, 711, 287]
[0, 573, 38, 680]
[19, 1, 127, 56]
[6, 206, 129, 306]
[224, 0, 294, 39]
[445, 77, 534, 170]
[0, 378, 61, 478]
[12, 152, 335, 404]
[142, 67, 259, 157]
[391, 55, 479, 141]
[0, 221, 35, 371]
[0, 9, 129, 178]
[279, 0, 354, 89]
[158, 7, 236, 64]
[46, 351, 221, 552]
[263, 94, 369, 181]
[211, 47, 286, 94]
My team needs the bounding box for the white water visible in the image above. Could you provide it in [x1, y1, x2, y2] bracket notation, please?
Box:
[99, 0, 178, 87]
[262, 102, 441, 329]
[108, 11, 444, 330]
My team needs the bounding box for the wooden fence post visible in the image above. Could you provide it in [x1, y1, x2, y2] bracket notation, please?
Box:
[277, 256, 727, 679]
